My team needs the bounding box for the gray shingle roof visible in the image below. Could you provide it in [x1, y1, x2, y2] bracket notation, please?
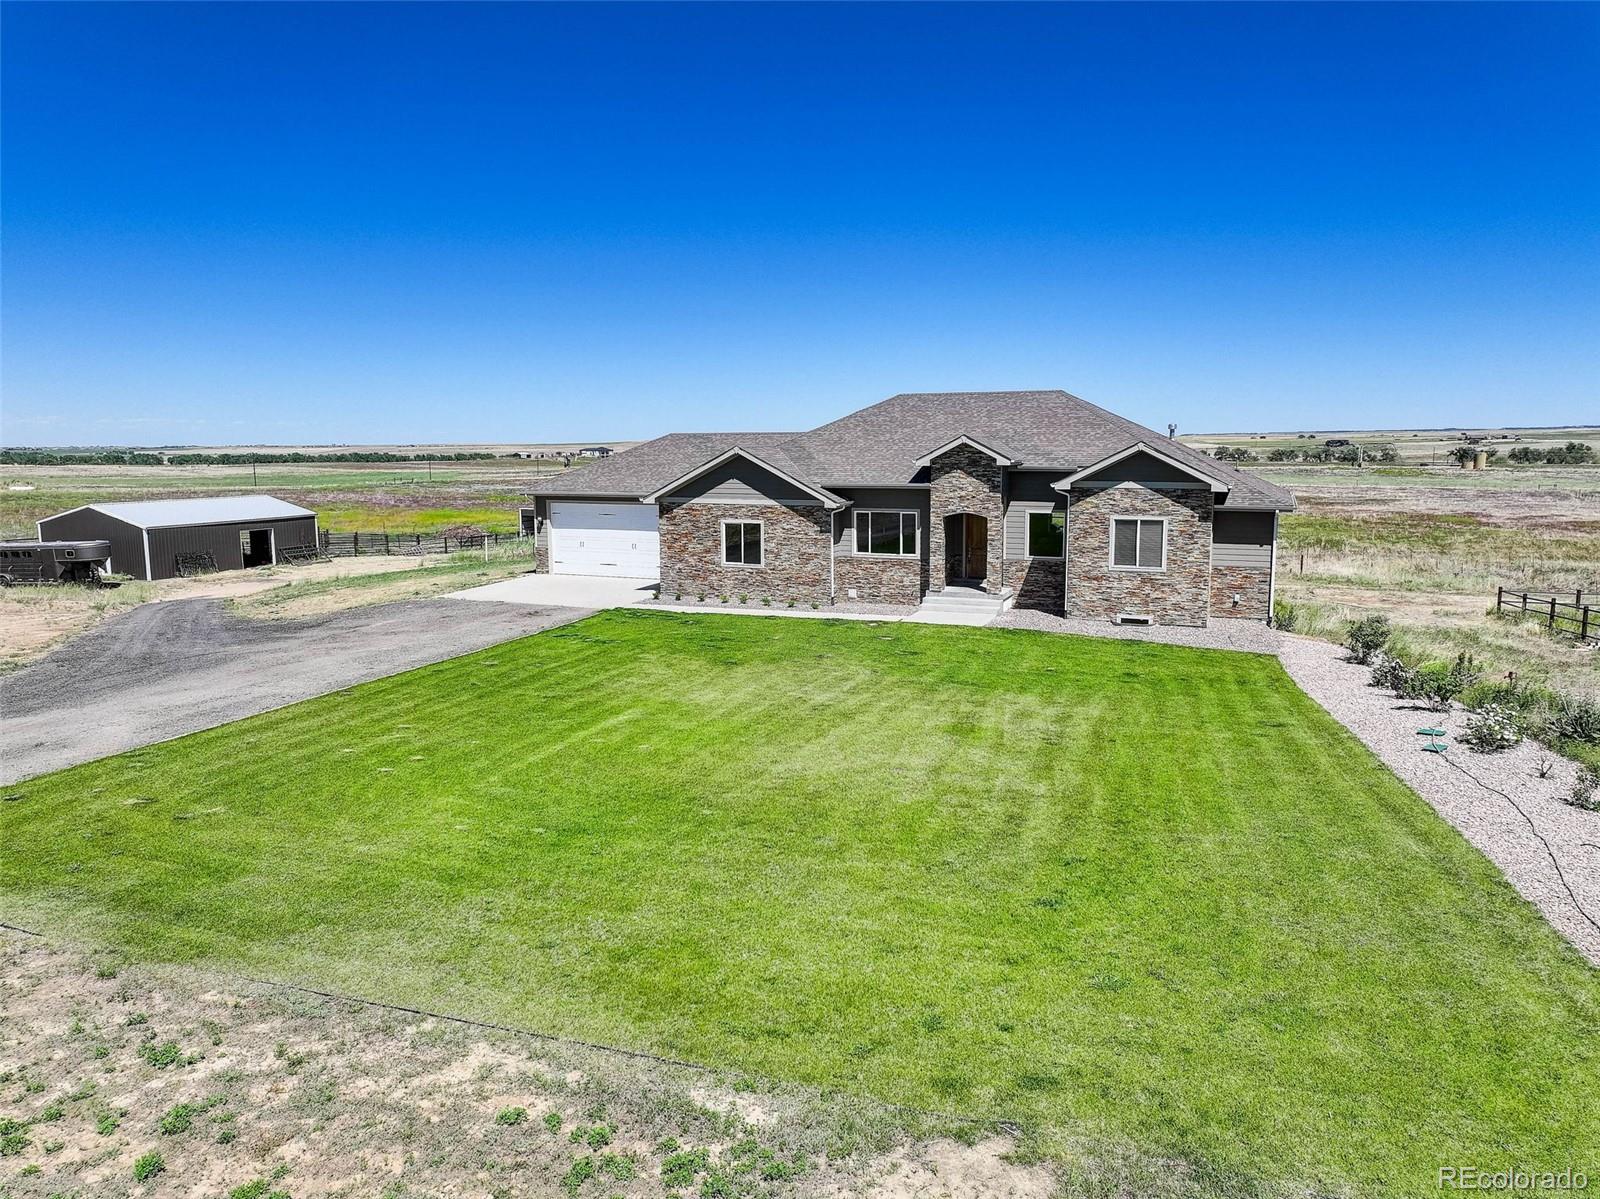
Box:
[528, 391, 1295, 511]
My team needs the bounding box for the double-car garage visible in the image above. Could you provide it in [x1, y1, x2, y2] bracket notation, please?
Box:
[522, 500, 659, 578]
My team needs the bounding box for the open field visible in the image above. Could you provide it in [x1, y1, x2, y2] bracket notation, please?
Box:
[1181, 426, 1600, 465]
[4, 612, 1596, 1197]
[1264, 464, 1600, 752]
[0, 459, 575, 538]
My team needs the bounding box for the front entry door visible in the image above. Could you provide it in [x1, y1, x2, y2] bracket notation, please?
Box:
[945, 514, 988, 584]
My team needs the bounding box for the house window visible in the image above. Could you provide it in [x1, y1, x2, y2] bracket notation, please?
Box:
[1025, 510, 1064, 558]
[854, 510, 918, 556]
[722, 520, 763, 566]
[1110, 518, 1165, 570]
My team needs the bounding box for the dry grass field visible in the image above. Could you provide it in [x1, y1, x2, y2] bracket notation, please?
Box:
[1259, 462, 1599, 705]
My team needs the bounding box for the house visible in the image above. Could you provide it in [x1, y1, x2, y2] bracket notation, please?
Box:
[37, 495, 318, 580]
[522, 391, 1295, 626]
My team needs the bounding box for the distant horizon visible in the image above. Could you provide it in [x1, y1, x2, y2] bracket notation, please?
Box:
[7, 422, 1600, 456]
[4, 4, 1596, 443]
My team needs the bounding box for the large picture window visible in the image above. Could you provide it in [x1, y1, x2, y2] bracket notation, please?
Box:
[1025, 510, 1065, 558]
[1110, 517, 1165, 570]
[854, 510, 918, 556]
[722, 520, 763, 566]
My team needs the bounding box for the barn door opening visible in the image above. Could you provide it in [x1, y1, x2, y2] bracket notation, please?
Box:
[240, 528, 274, 567]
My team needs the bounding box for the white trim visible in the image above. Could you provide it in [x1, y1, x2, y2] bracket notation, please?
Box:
[644, 447, 844, 509]
[1109, 515, 1167, 571]
[913, 435, 1018, 467]
[829, 509, 837, 602]
[852, 508, 920, 557]
[719, 517, 765, 567]
[1052, 442, 1230, 494]
[142, 528, 153, 580]
[1022, 508, 1066, 560]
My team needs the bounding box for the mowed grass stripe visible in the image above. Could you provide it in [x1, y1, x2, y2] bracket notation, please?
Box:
[2, 610, 1596, 1196]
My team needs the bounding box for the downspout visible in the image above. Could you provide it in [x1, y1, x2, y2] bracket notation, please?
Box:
[1267, 510, 1280, 625]
[1061, 492, 1072, 615]
[829, 508, 837, 604]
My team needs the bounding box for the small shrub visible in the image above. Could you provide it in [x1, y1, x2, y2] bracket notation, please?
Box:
[44, 1139, 64, 1154]
[1344, 614, 1392, 665]
[586, 1124, 612, 1149]
[1459, 705, 1523, 754]
[96, 1108, 122, 1135]
[543, 1111, 562, 1133]
[1549, 697, 1600, 745]
[1370, 654, 1416, 694]
[494, 1106, 527, 1127]
[761, 596, 771, 606]
[39, 1099, 65, 1121]
[0, 1118, 30, 1156]
[139, 1040, 184, 1069]
[1565, 767, 1600, 812]
[132, 1150, 166, 1182]
[159, 1102, 199, 1135]
[560, 1156, 596, 1196]
[786, 599, 795, 608]
[1535, 757, 1555, 779]
[597, 1152, 635, 1181]
[1409, 652, 1482, 712]
[738, 593, 749, 605]
[1272, 599, 1299, 632]
[660, 1147, 710, 1188]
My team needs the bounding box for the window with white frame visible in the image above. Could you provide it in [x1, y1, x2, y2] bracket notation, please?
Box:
[722, 520, 763, 566]
[1110, 517, 1165, 569]
[1025, 510, 1064, 558]
[854, 510, 918, 556]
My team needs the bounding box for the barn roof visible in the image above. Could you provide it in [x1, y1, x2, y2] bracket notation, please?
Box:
[47, 495, 316, 530]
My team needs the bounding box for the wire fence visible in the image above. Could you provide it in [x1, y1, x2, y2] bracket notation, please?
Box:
[1495, 587, 1597, 644]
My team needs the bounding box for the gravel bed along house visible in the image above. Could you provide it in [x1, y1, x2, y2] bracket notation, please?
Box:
[642, 597, 916, 621]
[992, 608, 1283, 653]
[1275, 633, 1600, 966]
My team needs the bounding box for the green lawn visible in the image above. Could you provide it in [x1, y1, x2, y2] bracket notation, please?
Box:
[3, 612, 1596, 1195]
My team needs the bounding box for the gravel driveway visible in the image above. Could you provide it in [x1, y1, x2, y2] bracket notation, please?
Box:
[0, 597, 589, 783]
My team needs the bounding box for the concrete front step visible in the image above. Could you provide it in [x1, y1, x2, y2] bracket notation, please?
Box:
[918, 593, 1005, 611]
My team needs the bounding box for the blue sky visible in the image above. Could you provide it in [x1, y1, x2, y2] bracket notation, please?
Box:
[3, 2, 1596, 446]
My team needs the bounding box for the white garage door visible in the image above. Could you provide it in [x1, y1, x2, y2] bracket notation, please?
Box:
[548, 501, 659, 578]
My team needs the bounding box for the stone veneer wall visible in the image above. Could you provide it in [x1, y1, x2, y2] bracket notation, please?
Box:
[1065, 485, 1213, 626]
[658, 500, 832, 604]
[1210, 563, 1271, 621]
[834, 555, 925, 605]
[928, 446, 1004, 593]
[1003, 558, 1065, 611]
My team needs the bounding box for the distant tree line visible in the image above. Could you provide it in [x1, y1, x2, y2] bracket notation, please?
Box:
[0, 449, 511, 466]
[1215, 444, 1400, 465]
[1505, 442, 1596, 465]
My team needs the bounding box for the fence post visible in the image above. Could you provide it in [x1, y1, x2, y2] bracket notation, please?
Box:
[1496, 586, 1503, 614]
[1582, 606, 1591, 643]
[1550, 597, 1558, 630]
[1520, 591, 1528, 614]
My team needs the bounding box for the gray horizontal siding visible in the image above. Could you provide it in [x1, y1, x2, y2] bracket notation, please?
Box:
[665, 460, 812, 506]
[1074, 451, 1203, 487]
[1003, 499, 1065, 559]
[1211, 510, 1274, 568]
[146, 516, 317, 580]
[832, 489, 929, 558]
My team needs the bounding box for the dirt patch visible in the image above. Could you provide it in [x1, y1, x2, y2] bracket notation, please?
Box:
[0, 933, 1054, 1199]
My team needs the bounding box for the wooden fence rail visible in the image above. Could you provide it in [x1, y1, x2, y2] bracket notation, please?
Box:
[319, 530, 527, 558]
[1495, 587, 1596, 644]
